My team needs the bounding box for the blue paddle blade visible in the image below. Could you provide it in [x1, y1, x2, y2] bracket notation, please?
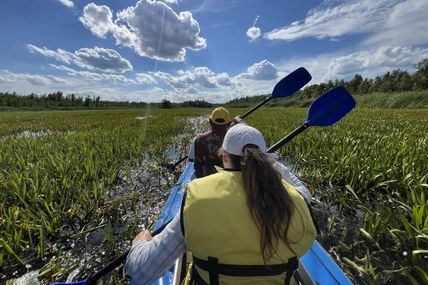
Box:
[50, 280, 88, 285]
[305, 87, 356, 127]
[271, 67, 311, 99]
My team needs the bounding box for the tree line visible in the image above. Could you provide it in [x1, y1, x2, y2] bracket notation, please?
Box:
[1, 59, 427, 110]
[0, 91, 213, 110]
[301, 58, 428, 98]
[227, 59, 428, 108]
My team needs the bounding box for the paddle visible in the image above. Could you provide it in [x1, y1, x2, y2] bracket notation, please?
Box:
[52, 86, 355, 285]
[164, 155, 187, 172]
[164, 67, 312, 171]
[240, 67, 312, 119]
[50, 219, 173, 285]
[267, 86, 356, 153]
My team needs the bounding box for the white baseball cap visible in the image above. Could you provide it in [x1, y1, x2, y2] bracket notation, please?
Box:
[222, 124, 266, 156]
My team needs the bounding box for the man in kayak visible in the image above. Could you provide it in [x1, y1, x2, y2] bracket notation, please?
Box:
[127, 123, 317, 285]
[188, 107, 231, 178]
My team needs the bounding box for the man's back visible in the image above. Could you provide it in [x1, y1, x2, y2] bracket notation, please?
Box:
[189, 107, 231, 178]
[194, 129, 225, 178]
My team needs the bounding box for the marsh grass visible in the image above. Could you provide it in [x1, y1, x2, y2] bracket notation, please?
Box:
[1, 107, 427, 284]
[245, 108, 428, 284]
[0, 108, 205, 282]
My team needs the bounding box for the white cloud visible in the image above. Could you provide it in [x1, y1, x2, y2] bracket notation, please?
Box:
[0, 69, 166, 103]
[27, 44, 73, 64]
[147, 61, 285, 102]
[59, 0, 73, 8]
[79, 0, 206, 62]
[46, 75, 68, 84]
[216, 73, 232, 86]
[264, 0, 403, 41]
[154, 67, 233, 90]
[185, 87, 199, 94]
[365, 0, 428, 46]
[0, 75, 14, 83]
[79, 3, 114, 38]
[0, 70, 67, 86]
[247, 15, 261, 41]
[50, 64, 132, 82]
[239, 60, 278, 81]
[277, 46, 428, 83]
[327, 46, 428, 77]
[0, 63, 287, 103]
[28, 45, 133, 73]
[247, 26, 261, 41]
[190, 0, 231, 14]
[75, 47, 133, 73]
[135, 73, 157, 84]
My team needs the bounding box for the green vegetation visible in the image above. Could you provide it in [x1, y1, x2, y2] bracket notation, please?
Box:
[0, 108, 204, 282]
[1, 108, 427, 284]
[243, 108, 428, 284]
[355, 91, 428, 109]
[0, 91, 213, 110]
[226, 91, 428, 109]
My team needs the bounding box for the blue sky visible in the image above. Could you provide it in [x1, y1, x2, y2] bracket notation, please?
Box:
[0, 0, 427, 103]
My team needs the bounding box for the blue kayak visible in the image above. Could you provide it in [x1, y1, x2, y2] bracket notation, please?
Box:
[151, 162, 353, 285]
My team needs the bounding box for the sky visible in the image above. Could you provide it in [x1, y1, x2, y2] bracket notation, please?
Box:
[0, 0, 427, 103]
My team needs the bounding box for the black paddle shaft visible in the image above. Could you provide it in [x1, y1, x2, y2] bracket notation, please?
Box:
[174, 156, 188, 167]
[267, 125, 308, 153]
[240, 96, 272, 120]
[86, 220, 172, 284]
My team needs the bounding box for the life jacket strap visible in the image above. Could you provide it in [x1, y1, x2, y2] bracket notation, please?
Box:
[191, 255, 299, 285]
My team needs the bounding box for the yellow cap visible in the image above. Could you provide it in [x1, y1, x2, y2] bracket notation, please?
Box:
[210, 107, 231, 125]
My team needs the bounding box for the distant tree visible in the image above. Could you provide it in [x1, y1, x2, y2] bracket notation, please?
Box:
[413, 58, 428, 90]
[416, 59, 428, 76]
[397, 71, 412, 91]
[179, 100, 212, 108]
[347, 74, 363, 94]
[160, 99, 172, 109]
[378, 72, 395, 92]
[358, 78, 372, 94]
[84, 96, 91, 107]
[334, 79, 345, 88]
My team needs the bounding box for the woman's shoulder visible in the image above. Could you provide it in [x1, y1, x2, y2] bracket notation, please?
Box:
[282, 180, 306, 204]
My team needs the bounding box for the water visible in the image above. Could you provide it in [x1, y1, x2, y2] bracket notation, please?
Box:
[9, 270, 41, 285]
[18, 130, 52, 138]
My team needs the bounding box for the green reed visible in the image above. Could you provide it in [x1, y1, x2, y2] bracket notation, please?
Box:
[1, 107, 427, 284]
[244, 108, 428, 284]
[0, 108, 204, 276]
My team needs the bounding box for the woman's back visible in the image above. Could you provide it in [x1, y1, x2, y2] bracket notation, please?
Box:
[182, 170, 317, 284]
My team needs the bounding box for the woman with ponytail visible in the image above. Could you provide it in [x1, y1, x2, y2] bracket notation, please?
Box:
[127, 124, 317, 285]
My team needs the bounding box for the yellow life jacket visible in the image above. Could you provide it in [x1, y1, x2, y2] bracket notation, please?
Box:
[182, 170, 317, 285]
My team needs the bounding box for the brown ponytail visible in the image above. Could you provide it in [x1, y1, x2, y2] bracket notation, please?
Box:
[227, 144, 294, 262]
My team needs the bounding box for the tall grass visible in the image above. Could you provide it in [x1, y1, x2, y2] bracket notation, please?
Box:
[1, 107, 427, 284]
[355, 91, 428, 109]
[244, 108, 428, 284]
[0, 108, 204, 279]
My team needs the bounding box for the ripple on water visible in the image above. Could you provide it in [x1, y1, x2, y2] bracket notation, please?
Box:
[9, 270, 41, 285]
[136, 115, 153, 120]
